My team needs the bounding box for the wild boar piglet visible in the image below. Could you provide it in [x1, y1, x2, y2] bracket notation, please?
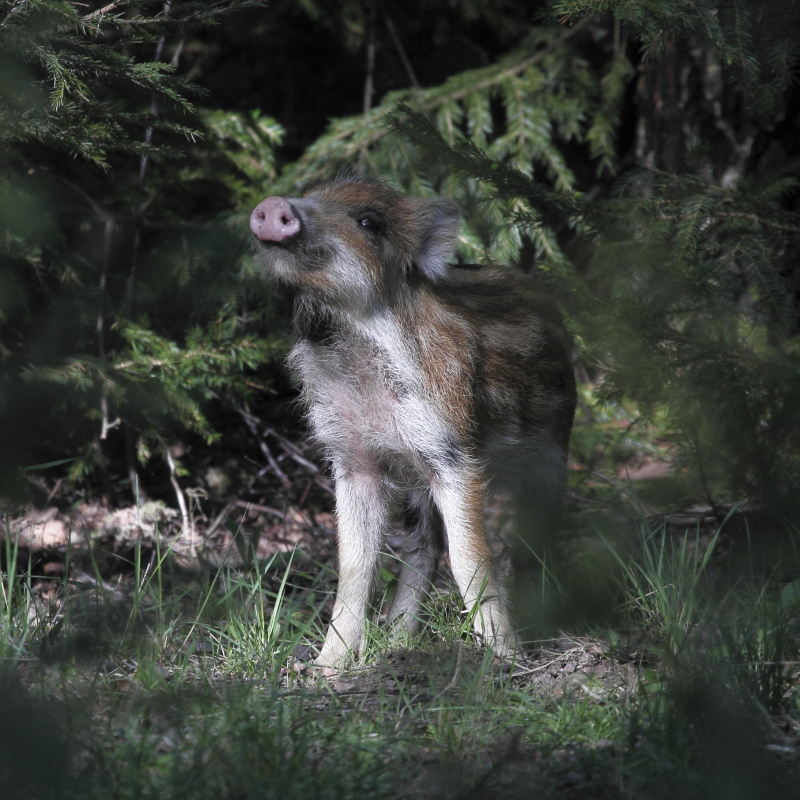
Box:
[250, 176, 576, 669]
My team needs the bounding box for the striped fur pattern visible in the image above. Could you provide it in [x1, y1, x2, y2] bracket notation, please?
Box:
[250, 177, 576, 669]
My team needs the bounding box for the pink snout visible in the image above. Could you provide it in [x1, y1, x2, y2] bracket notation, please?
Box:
[250, 196, 301, 242]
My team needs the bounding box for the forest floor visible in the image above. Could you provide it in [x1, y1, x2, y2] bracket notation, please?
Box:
[3, 398, 800, 799]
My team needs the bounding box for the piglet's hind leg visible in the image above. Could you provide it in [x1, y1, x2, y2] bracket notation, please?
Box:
[430, 470, 518, 657]
[387, 489, 444, 637]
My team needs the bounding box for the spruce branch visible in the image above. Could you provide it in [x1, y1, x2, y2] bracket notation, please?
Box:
[83, 0, 129, 23]
[281, 18, 592, 191]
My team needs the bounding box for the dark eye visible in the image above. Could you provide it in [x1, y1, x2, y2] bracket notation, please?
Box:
[356, 213, 383, 234]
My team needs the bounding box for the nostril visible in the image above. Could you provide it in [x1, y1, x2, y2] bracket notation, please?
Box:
[250, 196, 302, 243]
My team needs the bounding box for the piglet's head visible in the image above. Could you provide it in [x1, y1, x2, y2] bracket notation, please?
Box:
[250, 177, 460, 309]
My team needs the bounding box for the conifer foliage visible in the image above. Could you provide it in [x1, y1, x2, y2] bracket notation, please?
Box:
[278, 0, 800, 509]
[0, 0, 279, 498]
[2, 0, 799, 512]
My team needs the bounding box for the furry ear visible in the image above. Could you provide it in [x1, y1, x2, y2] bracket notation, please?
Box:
[412, 198, 460, 281]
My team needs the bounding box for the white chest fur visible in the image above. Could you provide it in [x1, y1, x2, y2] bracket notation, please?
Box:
[290, 312, 458, 484]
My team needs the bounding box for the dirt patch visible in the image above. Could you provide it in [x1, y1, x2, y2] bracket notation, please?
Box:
[2, 499, 334, 571]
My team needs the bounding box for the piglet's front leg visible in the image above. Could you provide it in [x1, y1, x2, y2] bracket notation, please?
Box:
[316, 466, 389, 670]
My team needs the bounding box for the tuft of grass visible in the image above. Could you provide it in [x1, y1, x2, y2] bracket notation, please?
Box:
[602, 516, 723, 661]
